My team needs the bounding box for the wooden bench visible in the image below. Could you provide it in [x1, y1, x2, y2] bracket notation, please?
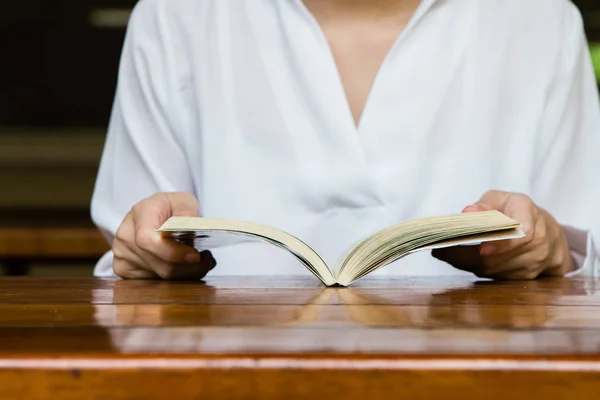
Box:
[0, 209, 110, 276]
[0, 227, 109, 276]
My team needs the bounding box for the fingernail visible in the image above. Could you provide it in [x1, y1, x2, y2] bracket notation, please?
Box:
[462, 205, 478, 213]
[200, 250, 217, 268]
[185, 252, 201, 263]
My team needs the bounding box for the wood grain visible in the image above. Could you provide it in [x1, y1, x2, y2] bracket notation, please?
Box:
[0, 276, 599, 399]
[0, 228, 109, 258]
[1, 360, 600, 400]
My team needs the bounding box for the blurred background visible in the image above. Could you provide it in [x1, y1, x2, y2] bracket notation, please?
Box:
[0, 0, 599, 277]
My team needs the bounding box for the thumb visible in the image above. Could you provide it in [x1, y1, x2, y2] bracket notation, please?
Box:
[132, 192, 199, 231]
[165, 192, 200, 218]
[463, 190, 511, 213]
[477, 190, 511, 211]
[462, 203, 493, 213]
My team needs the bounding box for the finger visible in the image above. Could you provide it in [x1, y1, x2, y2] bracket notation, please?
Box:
[166, 251, 217, 280]
[113, 237, 153, 272]
[478, 214, 553, 278]
[462, 203, 493, 213]
[114, 262, 158, 279]
[462, 189, 512, 214]
[479, 194, 538, 256]
[485, 262, 545, 280]
[502, 194, 537, 236]
[131, 198, 202, 264]
[112, 194, 207, 279]
[165, 192, 200, 217]
[132, 192, 198, 234]
[479, 248, 549, 280]
[114, 210, 166, 270]
[477, 190, 512, 210]
[136, 228, 203, 264]
[139, 249, 216, 280]
[480, 240, 531, 269]
[113, 213, 160, 279]
[479, 229, 534, 257]
[494, 267, 545, 280]
[114, 211, 197, 279]
[431, 246, 483, 274]
[113, 244, 160, 279]
[120, 237, 215, 281]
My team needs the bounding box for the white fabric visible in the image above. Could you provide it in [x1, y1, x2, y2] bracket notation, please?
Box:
[91, 0, 600, 278]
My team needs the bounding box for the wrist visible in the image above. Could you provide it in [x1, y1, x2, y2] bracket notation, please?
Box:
[540, 209, 577, 277]
[544, 228, 577, 277]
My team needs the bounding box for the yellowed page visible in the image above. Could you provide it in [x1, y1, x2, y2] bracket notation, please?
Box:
[157, 217, 336, 286]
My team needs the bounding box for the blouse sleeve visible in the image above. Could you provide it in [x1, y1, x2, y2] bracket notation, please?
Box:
[531, 3, 600, 277]
[90, 0, 195, 276]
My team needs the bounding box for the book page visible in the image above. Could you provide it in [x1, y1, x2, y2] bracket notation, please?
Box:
[412, 228, 525, 252]
[157, 217, 337, 286]
[335, 210, 522, 286]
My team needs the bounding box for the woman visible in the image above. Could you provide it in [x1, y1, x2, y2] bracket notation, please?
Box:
[91, 0, 600, 280]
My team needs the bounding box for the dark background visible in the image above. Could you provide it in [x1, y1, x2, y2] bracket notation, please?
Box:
[1, 0, 137, 128]
[1, 0, 599, 130]
[0, 0, 598, 277]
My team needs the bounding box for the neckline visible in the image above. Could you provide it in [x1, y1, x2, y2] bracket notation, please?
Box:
[293, 0, 438, 134]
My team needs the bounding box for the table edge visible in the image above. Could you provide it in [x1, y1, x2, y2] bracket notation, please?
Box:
[1, 354, 600, 371]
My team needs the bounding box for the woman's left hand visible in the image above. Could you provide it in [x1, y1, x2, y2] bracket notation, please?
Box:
[432, 190, 576, 280]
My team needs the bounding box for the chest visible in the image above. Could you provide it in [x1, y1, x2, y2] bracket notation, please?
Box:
[306, 7, 417, 126]
[189, 0, 551, 217]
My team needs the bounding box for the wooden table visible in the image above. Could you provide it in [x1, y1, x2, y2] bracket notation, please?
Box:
[0, 276, 599, 399]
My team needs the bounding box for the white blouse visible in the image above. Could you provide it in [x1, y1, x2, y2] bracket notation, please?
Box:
[91, 0, 600, 278]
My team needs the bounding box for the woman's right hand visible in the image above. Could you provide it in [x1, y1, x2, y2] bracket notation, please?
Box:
[112, 192, 216, 280]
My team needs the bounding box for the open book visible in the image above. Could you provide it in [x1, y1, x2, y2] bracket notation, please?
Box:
[157, 210, 523, 287]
